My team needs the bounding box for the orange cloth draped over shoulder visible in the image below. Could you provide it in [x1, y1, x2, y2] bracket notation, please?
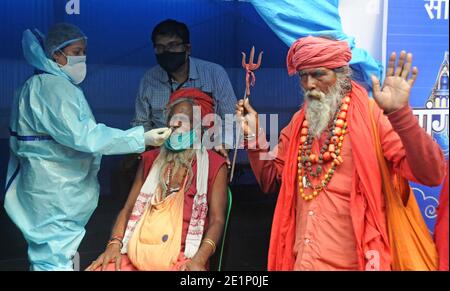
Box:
[268, 81, 392, 270]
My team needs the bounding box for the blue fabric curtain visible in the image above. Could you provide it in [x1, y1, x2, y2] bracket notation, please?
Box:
[251, 0, 383, 90]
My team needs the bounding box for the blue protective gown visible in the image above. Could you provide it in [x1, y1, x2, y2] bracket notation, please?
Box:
[4, 30, 145, 271]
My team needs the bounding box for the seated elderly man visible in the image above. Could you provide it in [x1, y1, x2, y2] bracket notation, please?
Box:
[87, 88, 228, 271]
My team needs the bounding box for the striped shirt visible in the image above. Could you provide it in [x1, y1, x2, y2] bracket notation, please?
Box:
[131, 57, 237, 146]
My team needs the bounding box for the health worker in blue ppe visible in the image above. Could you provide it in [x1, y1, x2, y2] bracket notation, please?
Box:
[4, 23, 172, 271]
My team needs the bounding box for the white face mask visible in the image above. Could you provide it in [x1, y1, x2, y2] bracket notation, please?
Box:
[59, 51, 87, 85]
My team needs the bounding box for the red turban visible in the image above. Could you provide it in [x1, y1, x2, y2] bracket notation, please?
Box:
[168, 88, 215, 119]
[286, 36, 352, 75]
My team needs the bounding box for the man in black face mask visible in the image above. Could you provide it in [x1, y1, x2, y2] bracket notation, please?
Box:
[134, 19, 236, 157]
[115, 19, 236, 202]
[153, 27, 191, 84]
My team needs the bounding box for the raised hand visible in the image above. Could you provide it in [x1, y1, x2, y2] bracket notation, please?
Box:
[371, 51, 419, 114]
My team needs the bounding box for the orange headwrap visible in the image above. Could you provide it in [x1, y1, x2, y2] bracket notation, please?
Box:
[168, 88, 215, 119]
[286, 36, 352, 75]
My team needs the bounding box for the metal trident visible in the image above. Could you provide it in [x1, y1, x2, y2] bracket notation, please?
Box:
[230, 46, 263, 182]
[241, 46, 263, 99]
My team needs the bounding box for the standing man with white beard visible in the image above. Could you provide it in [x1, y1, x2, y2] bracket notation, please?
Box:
[236, 36, 445, 271]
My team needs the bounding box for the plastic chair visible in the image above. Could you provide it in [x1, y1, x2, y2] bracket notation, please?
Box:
[217, 187, 232, 271]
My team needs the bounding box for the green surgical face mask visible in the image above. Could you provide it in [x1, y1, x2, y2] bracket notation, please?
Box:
[164, 127, 198, 152]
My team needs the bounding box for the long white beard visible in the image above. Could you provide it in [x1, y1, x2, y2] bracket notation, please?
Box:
[156, 147, 195, 195]
[304, 80, 346, 138]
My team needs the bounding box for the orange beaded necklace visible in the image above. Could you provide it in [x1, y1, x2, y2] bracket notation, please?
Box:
[298, 96, 351, 201]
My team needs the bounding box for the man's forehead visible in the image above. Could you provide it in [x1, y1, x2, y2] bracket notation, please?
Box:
[170, 102, 194, 117]
[299, 67, 330, 74]
[154, 34, 182, 45]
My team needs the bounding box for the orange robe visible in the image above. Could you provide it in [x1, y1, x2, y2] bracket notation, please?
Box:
[247, 81, 445, 270]
[435, 159, 449, 271]
[293, 130, 358, 270]
[127, 177, 186, 270]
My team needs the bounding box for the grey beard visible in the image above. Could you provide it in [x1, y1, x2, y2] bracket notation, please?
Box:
[304, 78, 347, 138]
[155, 147, 195, 196]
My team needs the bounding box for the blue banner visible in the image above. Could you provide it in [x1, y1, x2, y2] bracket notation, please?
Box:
[387, 0, 449, 233]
